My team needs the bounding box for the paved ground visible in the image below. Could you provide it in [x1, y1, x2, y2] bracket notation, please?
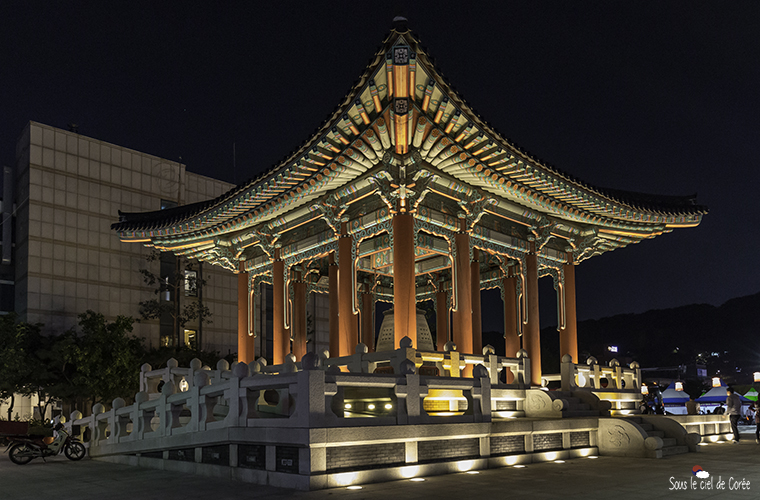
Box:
[3, 428, 760, 500]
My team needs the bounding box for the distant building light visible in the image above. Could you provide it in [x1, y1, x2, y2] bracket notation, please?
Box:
[712, 377, 721, 388]
[675, 381, 684, 391]
[754, 372, 760, 383]
[607, 345, 618, 353]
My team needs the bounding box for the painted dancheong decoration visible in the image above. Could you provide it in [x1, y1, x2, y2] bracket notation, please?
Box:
[112, 17, 706, 394]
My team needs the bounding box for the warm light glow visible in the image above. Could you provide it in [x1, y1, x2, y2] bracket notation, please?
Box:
[554, 460, 565, 464]
[410, 478, 426, 482]
[513, 465, 526, 469]
[726, 433, 735, 441]
[333, 472, 360, 486]
[588, 456, 598, 459]
[675, 381, 684, 391]
[709, 435, 719, 442]
[577, 372, 587, 387]
[754, 372, 760, 383]
[346, 486, 363, 490]
[384, 403, 393, 410]
[344, 403, 352, 409]
[178, 377, 189, 392]
[698, 443, 709, 446]
[466, 471, 480, 475]
[456, 460, 475, 472]
[503, 456, 519, 466]
[367, 404, 376, 410]
[545, 452, 559, 461]
[400, 466, 420, 478]
[712, 377, 721, 388]
[641, 385, 649, 395]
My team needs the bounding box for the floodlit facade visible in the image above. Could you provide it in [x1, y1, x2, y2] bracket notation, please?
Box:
[11, 122, 240, 351]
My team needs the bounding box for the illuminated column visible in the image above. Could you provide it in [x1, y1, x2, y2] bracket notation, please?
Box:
[559, 253, 578, 362]
[524, 242, 541, 386]
[361, 282, 375, 352]
[292, 267, 307, 362]
[436, 280, 448, 351]
[237, 263, 254, 363]
[392, 212, 417, 348]
[329, 252, 339, 357]
[452, 218, 473, 355]
[338, 222, 358, 356]
[502, 269, 520, 384]
[471, 248, 482, 355]
[272, 248, 290, 364]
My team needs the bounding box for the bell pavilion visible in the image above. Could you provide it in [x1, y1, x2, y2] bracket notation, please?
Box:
[113, 19, 706, 387]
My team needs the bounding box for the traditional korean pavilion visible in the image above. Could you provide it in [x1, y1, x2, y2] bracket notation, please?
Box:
[113, 18, 706, 386]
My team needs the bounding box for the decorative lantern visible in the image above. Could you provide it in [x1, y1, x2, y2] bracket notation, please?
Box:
[641, 384, 649, 395]
[712, 377, 721, 388]
[178, 377, 189, 392]
[675, 381, 684, 391]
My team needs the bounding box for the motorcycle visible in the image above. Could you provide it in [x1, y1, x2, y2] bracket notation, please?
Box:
[4, 422, 86, 465]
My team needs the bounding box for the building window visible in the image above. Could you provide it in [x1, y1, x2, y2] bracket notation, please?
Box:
[184, 329, 197, 348]
[184, 270, 197, 297]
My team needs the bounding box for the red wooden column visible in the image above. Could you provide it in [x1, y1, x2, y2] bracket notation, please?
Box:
[436, 280, 449, 351]
[328, 252, 339, 357]
[392, 212, 417, 348]
[559, 253, 579, 362]
[471, 248, 482, 355]
[502, 268, 520, 384]
[452, 218, 473, 355]
[361, 282, 375, 352]
[272, 248, 290, 364]
[292, 267, 307, 362]
[524, 243, 541, 386]
[338, 222, 358, 356]
[237, 263, 254, 363]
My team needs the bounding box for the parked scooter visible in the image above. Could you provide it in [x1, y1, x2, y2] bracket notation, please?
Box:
[4, 422, 86, 465]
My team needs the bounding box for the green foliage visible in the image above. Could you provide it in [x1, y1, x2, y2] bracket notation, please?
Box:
[0, 315, 39, 419]
[138, 250, 212, 346]
[68, 311, 144, 406]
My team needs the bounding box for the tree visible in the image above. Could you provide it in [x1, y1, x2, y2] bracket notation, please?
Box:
[138, 250, 212, 349]
[0, 315, 36, 420]
[68, 311, 145, 406]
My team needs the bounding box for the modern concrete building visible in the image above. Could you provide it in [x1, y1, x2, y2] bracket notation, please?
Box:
[10, 121, 242, 352]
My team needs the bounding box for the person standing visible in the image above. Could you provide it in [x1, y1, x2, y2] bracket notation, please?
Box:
[685, 396, 700, 415]
[726, 387, 742, 443]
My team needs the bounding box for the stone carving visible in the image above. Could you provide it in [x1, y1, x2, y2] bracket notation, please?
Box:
[607, 425, 631, 448]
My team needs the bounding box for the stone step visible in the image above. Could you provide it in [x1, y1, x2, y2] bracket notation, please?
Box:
[646, 430, 665, 438]
[638, 423, 653, 431]
[563, 410, 600, 418]
[661, 438, 677, 448]
[566, 403, 591, 412]
[661, 445, 689, 457]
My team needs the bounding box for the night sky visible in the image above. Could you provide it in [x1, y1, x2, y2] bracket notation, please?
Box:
[2, 1, 759, 332]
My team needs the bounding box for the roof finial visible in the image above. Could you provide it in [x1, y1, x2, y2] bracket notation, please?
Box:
[392, 16, 408, 32]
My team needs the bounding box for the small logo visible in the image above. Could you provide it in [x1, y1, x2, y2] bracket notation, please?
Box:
[692, 465, 710, 479]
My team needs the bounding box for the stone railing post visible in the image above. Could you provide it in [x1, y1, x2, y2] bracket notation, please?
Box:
[472, 365, 492, 422]
[394, 359, 419, 424]
[560, 354, 576, 392]
[516, 349, 530, 387]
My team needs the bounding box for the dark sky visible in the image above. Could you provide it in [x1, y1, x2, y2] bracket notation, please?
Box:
[2, 1, 759, 330]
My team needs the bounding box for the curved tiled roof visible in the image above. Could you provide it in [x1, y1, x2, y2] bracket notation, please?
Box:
[113, 19, 706, 238]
